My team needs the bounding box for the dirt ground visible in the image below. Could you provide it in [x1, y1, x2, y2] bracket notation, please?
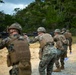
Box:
[0, 43, 76, 75]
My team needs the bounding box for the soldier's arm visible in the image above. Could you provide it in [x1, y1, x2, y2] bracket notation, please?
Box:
[30, 36, 39, 43]
[54, 36, 58, 42]
[0, 38, 9, 49]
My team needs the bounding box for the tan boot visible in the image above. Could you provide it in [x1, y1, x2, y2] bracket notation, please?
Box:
[53, 68, 61, 72]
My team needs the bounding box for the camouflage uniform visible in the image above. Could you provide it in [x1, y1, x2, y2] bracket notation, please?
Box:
[59, 34, 67, 69]
[54, 29, 67, 71]
[0, 23, 31, 75]
[64, 30, 72, 53]
[61, 28, 66, 34]
[61, 28, 68, 58]
[23, 33, 30, 43]
[33, 27, 57, 75]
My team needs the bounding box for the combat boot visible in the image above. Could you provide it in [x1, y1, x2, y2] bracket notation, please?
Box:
[60, 65, 64, 70]
[53, 68, 61, 72]
[70, 50, 72, 54]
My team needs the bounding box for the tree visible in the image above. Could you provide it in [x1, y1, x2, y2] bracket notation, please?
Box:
[0, 0, 4, 3]
[14, 8, 20, 14]
[0, 0, 76, 34]
[35, 0, 41, 2]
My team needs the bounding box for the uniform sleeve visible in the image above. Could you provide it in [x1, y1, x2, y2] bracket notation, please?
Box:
[54, 35, 58, 42]
[0, 38, 9, 49]
[30, 36, 39, 43]
[34, 36, 39, 42]
[60, 35, 68, 44]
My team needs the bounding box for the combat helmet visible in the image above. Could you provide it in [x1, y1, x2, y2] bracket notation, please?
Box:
[54, 29, 60, 33]
[37, 27, 46, 32]
[8, 22, 22, 34]
[62, 28, 66, 31]
[8, 22, 22, 31]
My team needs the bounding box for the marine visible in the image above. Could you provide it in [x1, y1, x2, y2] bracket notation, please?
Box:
[53, 29, 67, 72]
[31, 27, 57, 75]
[0, 23, 31, 75]
[65, 30, 72, 53]
[61, 28, 69, 58]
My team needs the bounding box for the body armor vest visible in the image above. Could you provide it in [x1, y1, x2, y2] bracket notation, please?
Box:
[39, 33, 54, 48]
[54, 34, 64, 50]
[64, 32, 72, 39]
[8, 36, 30, 65]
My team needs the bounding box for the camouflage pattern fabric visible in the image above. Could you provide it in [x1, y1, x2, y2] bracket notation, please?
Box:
[32, 32, 57, 75]
[39, 45, 57, 75]
[9, 67, 19, 75]
[54, 34, 64, 50]
[55, 49, 62, 68]
[65, 31, 72, 52]
[63, 44, 68, 57]
[54, 33, 67, 69]
[59, 50, 66, 69]
[54, 47, 66, 70]
[39, 48, 43, 60]
[62, 30, 71, 56]
[0, 34, 31, 75]
[68, 37, 72, 52]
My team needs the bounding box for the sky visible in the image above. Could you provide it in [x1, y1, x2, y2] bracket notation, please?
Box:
[0, 0, 35, 14]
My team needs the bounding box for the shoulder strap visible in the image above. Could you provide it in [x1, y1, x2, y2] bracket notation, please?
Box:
[8, 37, 18, 46]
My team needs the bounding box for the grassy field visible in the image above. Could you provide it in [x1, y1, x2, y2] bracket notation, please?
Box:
[72, 36, 76, 44]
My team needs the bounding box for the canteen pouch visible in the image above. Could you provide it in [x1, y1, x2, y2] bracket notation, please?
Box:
[18, 60, 31, 70]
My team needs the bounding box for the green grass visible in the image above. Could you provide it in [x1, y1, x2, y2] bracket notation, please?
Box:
[72, 36, 76, 44]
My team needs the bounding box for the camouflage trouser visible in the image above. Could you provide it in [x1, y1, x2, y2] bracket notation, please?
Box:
[55, 48, 67, 68]
[68, 38, 72, 51]
[9, 62, 31, 75]
[39, 45, 57, 75]
[63, 44, 68, 57]
[9, 66, 19, 75]
[39, 48, 43, 60]
[55, 45, 67, 68]
[60, 45, 68, 66]
[55, 49, 62, 68]
[60, 50, 66, 67]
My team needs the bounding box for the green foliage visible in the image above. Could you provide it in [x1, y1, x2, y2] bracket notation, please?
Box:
[70, 28, 76, 36]
[0, 0, 4, 3]
[0, 0, 76, 34]
[71, 16, 76, 28]
[0, 12, 15, 32]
